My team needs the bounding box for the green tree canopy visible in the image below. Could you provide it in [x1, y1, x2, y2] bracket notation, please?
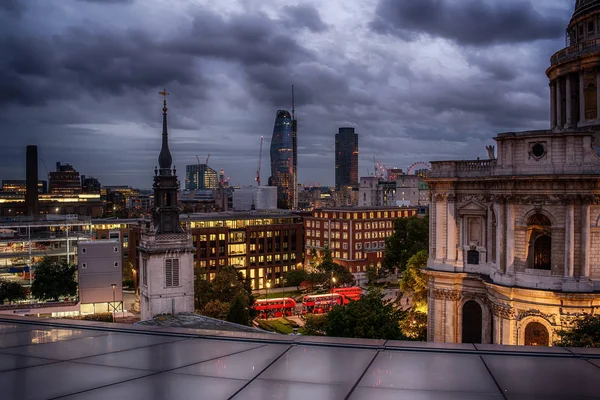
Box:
[554, 314, 600, 348]
[382, 215, 429, 274]
[194, 266, 255, 325]
[317, 247, 355, 287]
[31, 258, 77, 301]
[399, 310, 428, 341]
[227, 294, 250, 325]
[284, 269, 308, 290]
[324, 289, 404, 340]
[400, 250, 429, 309]
[0, 279, 26, 305]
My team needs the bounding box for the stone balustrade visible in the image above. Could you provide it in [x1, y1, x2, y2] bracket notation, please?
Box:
[550, 38, 600, 66]
[430, 159, 497, 178]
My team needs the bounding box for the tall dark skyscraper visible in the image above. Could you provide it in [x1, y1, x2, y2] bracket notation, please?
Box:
[291, 87, 298, 210]
[335, 127, 359, 189]
[269, 110, 294, 209]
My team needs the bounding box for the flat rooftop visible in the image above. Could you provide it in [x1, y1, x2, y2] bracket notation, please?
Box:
[0, 316, 598, 399]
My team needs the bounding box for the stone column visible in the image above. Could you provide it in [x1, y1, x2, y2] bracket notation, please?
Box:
[597, 70, 600, 120]
[581, 203, 591, 278]
[580, 71, 586, 123]
[486, 206, 493, 263]
[550, 81, 557, 129]
[556, 77, 562, 128]
[565, 202, 575, 277]
[505, 203, 515, 274]
[435, 195, 445, 262]
[496, 202, 505, 272]
[446, 195, 457, 263]
[566, 74, 572, 128]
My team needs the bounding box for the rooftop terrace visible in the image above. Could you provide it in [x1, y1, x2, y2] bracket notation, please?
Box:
[0, 316, 598, 399]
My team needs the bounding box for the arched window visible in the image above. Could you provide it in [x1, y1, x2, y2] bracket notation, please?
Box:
[524, 321, 549, 346]
[533, 235, 551, 270]
[462, 300, 483, 344]
[526, 213, 552, 270]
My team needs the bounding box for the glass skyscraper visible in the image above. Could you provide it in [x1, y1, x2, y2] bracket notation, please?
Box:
[185, 164, 218, 190]
[335, 127, 359, 189]
[269, 110, 295, 209]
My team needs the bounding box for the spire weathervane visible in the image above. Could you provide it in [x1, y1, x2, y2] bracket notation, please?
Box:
[159, 89, 169, 112]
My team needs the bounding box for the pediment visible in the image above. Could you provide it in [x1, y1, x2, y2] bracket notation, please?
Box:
[458, 201, 487, 215]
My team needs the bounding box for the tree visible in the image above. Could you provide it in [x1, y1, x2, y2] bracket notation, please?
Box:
[201, 300, 230, 320]
[302, 314, 328, 336]
[317, 247, 355, 287]
[399, 310, 428, 341]
[284, 269, 308, 290]
[0, 279, 26, 305]
[194, 266, 255, 325]
[31, 258, 77, 301]
[324, 289, 405, 340]
[554, 314, 600, 348]
[366, 266, 378, 286]
[400, 250, 429, 309]
[382, 215, 429, 274]
[227, 294, 250, 325]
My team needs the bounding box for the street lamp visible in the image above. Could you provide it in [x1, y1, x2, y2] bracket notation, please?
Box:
[331, 277, 336, 311]
[111, 283, 116, 322]
[265, 281, 271, 320]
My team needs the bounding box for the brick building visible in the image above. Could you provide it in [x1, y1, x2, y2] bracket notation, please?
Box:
[304, 207, 418, 274]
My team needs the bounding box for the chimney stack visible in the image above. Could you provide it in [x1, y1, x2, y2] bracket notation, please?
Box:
[26, 145, 39, 218]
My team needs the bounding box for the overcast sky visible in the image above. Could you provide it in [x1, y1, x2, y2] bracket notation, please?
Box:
[0, 0, 574, 189]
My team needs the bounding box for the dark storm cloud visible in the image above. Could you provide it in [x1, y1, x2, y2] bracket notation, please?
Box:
[370, 0, 566, 46]
[281, 4, 329, 33]
[0, 0, 574, 187]
[76, 0, 133, 3]
[0, 0, 26, 16]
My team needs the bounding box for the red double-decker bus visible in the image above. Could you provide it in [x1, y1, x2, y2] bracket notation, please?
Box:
[253, 297, 297, 318]
[332, 286, 363, 301]
[302, 293, 345, 314]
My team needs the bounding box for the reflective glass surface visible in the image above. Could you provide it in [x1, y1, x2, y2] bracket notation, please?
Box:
[0, 318, 598, 399]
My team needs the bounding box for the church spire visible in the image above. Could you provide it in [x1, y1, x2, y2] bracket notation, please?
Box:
[158, 89, 172, 174]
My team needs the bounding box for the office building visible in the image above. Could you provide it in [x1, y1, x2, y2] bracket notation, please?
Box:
[185, 164, 218, 191]
[335, 127, 358, 189]
[49, 162, 81, 195]
[81, 175, 101, 194]
[232, 186, 277, 211]
[269, 110, 295, 209]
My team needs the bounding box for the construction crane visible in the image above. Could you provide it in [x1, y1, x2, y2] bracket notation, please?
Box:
[205, 154, 210, 165]
[256, 136, 264, 186]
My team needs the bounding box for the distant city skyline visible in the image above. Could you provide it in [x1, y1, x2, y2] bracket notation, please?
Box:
[0, 0, 573, 188]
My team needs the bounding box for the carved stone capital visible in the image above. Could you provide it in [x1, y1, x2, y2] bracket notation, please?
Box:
[516, 309, 557, 325]
[430, 288, 461, 301]
[433, 193, 447, 202]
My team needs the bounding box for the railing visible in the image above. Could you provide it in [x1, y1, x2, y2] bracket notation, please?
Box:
[0, 300, 78, 311]
[550, 38, 600, 66]
[430, 159, 497, 178]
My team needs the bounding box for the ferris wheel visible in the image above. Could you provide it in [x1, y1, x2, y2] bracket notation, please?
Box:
[407, 162, 431, 175]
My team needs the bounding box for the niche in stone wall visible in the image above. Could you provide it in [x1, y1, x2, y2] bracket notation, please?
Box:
[585, 69, 598, 120]
[467, 216, 483, 246]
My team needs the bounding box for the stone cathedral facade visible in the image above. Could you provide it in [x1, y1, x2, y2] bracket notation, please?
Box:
[426, 1, 600, 346]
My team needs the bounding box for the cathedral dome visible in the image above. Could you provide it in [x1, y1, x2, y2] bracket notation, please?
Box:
[572, 0, 600, 21]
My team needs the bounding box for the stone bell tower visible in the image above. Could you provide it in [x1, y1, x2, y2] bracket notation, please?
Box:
[138, 90, 195, 321]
